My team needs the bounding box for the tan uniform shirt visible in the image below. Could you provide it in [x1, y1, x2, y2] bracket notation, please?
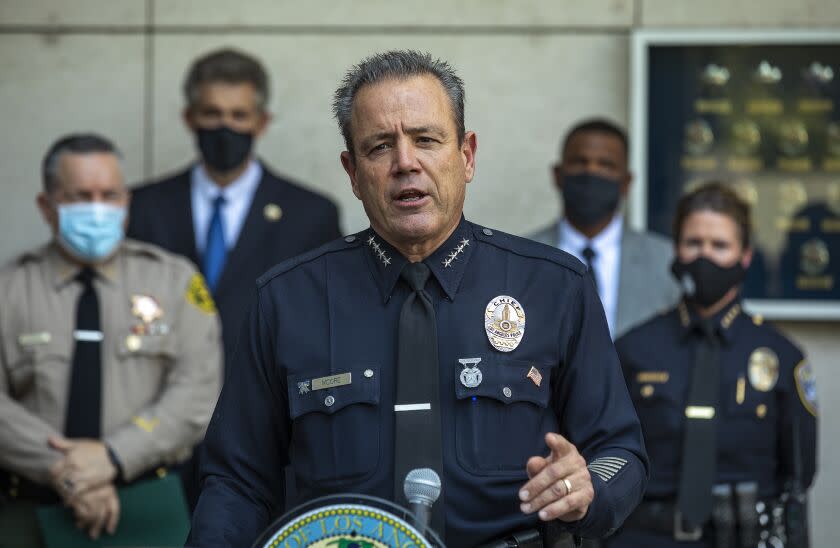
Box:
[0, 239, 222, 484]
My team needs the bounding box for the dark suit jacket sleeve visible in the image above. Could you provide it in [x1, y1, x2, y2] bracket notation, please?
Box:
[187, 288, 289, 547]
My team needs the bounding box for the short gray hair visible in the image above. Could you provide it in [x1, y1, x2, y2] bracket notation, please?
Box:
[332, 50, 465, 155]
[42, 133, 122, 193]
[183, 48, 269, 111]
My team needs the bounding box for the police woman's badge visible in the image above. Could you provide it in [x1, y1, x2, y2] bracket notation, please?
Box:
[485, 295, 525, 352]
[747, 347, 780, 392]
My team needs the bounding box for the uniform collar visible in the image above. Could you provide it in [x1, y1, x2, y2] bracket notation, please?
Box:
[47, 240, 121, 289]
[363, 216, 475, 303]
[676, 297, 743, 344]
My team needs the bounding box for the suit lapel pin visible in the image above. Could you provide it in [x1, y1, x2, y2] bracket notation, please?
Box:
[263, 203, 283, 222]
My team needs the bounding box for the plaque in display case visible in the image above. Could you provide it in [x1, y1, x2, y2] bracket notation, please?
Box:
[631, 30, 840, 319]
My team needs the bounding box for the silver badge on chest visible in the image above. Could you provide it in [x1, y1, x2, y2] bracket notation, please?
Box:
[485, 295, 526, 352]
[459, 357, 483, 388]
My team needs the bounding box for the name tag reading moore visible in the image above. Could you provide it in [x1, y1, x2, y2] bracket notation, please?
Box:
[312, 372, 352, 391]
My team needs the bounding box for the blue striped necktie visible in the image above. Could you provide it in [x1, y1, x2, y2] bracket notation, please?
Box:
[203, 195, 227, 293]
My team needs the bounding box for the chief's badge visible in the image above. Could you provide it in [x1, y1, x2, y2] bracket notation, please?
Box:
[131, 295, 163, 324]
[484, 295, 525, 352]
[459, 357, 483, 388]
[747, 347, 780, 392]
[795, 360, 818, 417]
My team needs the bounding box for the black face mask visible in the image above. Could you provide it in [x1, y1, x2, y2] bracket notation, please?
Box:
[561, 173, 622, 228]
[671, 256, 746, 308]
[197, 126, 254, 173]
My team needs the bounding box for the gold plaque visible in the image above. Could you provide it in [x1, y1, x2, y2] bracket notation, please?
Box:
[731, 119, 761, 157]
[311, 372, 352, 391]
[778, 119, 809, 157]
[263, 203, 283, 222]
[748, 347, 780, 392]
[484, 295, 526, 352]
[800, 239, 830, 276]
[684, 119, 714, 156]
[777, 181, 808, 216]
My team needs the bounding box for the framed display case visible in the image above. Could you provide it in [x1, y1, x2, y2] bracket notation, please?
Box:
[630, 30, 840, 319]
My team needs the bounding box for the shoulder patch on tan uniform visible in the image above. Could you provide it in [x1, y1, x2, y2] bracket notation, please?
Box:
[186, 273, 216, 314]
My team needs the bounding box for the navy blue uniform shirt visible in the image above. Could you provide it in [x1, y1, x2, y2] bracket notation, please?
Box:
[615, 299, 817, 500]
[188, 218, 648, 547]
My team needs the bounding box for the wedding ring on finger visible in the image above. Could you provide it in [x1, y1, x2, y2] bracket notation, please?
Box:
[562, 478, 572, 496]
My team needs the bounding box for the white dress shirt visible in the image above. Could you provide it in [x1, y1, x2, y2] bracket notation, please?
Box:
[191, 160, 263, 254]
[558, 214, 624, 338]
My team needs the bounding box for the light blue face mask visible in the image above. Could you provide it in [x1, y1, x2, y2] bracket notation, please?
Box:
[57, 202, 127, 262]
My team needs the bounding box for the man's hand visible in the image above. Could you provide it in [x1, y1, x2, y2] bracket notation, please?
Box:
[48, 437, 117, 500]
[69, 482, 121, 539]
[518, 433, 594, 522]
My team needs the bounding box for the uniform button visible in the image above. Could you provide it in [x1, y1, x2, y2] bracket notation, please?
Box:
[364, 369, 374, 378]
[482, 228, 493, 236]
[344, 235, 356, 243]
[503, 387, 512, 398]
[325, 395, 335, 407]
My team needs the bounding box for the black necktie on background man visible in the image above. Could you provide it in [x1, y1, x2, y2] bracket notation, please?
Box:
[582, 245, 598, 292]
[676, 319, 721, 529]
[64, 267, 102, 438]
[394, 262, 445, 534]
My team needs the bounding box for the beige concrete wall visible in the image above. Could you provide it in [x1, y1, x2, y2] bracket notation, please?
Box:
[0, 1, 837, 545]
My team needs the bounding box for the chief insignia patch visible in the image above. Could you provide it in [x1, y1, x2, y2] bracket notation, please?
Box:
[794, 360, 818, 417]
[747, 347, 780, 392]
[484, 295, 526, 352]
[186, 273, 216, 314]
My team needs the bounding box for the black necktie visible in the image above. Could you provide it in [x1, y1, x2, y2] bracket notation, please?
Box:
[582, 246, 598, 292]
[394, 262, 445, 534]
[64, 267, 102, 438]
[677, 319, 720, 528]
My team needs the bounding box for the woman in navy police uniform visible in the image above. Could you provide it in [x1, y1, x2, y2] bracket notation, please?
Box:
[607, 183, 817, 547]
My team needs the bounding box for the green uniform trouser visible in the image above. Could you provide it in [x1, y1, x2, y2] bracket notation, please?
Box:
[0, 501, 45, 548]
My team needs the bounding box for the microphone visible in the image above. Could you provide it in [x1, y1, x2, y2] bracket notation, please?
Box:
[403, 468, 441, 534]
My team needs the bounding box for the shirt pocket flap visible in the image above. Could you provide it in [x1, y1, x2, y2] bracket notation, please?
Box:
[288, 367, 380, 419]
[455, 357, 549, 408]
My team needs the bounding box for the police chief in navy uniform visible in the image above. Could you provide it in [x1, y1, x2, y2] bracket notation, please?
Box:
[608, 183, 818, 547]
[188, 50, 648, 547]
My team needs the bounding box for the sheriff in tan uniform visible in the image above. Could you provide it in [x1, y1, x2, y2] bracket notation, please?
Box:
[0, 240, 222, 484]
[0, 133, 222, 546]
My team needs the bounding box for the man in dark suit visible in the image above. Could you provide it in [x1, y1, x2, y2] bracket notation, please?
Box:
[127, 48, 340, 508]
[128, 48, 341, 360]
